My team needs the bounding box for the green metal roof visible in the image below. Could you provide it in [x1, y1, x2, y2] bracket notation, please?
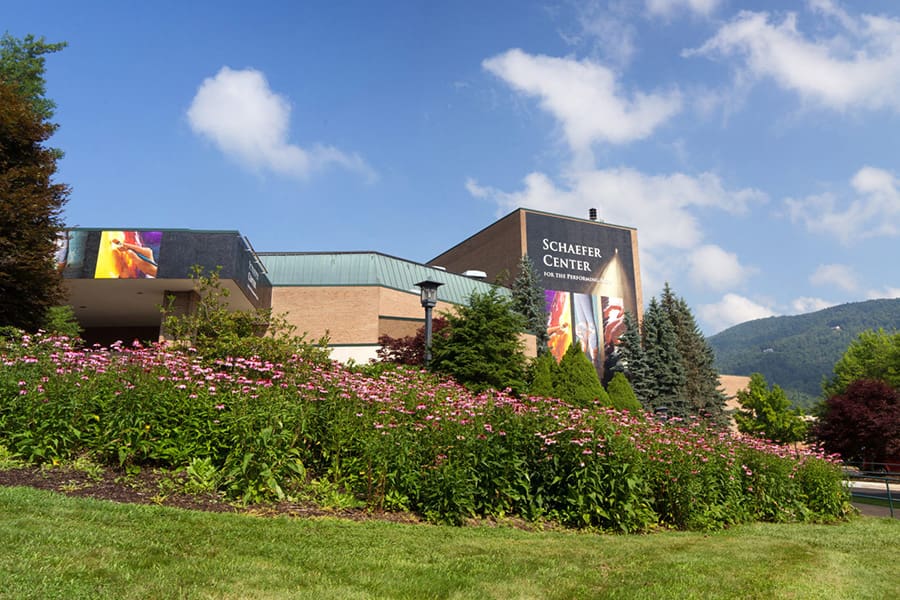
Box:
[258, 252, 507, 306]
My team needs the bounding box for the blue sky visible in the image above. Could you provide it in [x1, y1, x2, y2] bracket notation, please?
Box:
[4, 0, 899, 334]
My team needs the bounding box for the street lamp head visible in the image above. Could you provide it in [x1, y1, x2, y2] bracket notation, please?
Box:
[415, 279, 443, 308]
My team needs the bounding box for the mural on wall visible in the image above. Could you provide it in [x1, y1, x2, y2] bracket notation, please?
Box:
[56, 230, 88, 277]
[94, 231, 162, 279]
[526, 212, 639, 371]
[545, 289, 573, 362]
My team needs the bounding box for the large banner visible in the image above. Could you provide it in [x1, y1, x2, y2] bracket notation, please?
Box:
[526, 213, 638, 371]
[94, 230, 162, 279]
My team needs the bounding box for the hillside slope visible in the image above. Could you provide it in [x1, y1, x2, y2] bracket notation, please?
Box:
[709, 298, 900, 407]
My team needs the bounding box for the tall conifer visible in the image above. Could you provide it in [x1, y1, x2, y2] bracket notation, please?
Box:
[511, 254, 549, 354]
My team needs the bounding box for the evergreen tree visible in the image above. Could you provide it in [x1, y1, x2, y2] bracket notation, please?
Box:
[431, 289, 528, 394]
[643, 298, 687, 416]
[511, 254, 549, 354]
[528, 350, 558, 397]
[610, 311, 654, 406]
[554, 343, 610, 407]
[606, 372, 642, 412]
[661, 284, 727, 422]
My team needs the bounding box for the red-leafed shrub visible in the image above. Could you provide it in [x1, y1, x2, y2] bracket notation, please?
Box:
[813, 379, 900, 469]
[376, 318, 448, 365]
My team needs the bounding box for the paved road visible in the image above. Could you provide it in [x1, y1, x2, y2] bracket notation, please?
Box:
[852, 501, 898, 519]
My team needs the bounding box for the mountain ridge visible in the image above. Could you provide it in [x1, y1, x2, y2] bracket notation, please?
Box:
[708, 298, 900, 408]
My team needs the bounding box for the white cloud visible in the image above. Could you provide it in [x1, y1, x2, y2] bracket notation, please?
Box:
[468, 167, 765, 307]
[697, 293, 776, 334]
[187, 67, 375, 181]
[482, 49, 682, 159]
[809, 263, 859, 292]
[685, 8, 900, 112]
[867, 286, 900, 300]
[786, 166, 900, 244]
[469, 167, 765, 253]
[646, 0, 721, 18]
[687, 244, 757, 290]
[791, 296, 835, 314]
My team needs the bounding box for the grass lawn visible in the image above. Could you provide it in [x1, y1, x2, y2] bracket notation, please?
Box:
[1, 486, 897, 600]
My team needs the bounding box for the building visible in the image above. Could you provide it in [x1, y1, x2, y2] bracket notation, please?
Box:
[430, 208, 643, 371]
[58, 209, 642, 364]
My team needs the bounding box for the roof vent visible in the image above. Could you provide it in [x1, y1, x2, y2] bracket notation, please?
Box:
[462, 270, 487, 280]
[589, 208, 597, 221]
[432, 265, 447, 271]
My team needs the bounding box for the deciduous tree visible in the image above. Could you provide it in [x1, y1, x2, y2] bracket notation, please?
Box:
[813, 379, 900, 468]
[734, 373, 807, 445]
[822, 329, 900, 398]
[0, 34, 68, 331]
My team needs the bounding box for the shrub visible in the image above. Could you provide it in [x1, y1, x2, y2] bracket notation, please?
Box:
[0, 332, 849, 530]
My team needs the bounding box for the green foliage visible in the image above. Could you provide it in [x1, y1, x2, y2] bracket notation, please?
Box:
[609, 311, 653, 403]
[430, 289, 528, 393]
[510, 255, 549, 354]
[606, 372, 642, 412]
[0, 333, 849, 530]
[661, 285, 727, 421]
[734, 373, 808, 445]
[554, 344, 609, 406]
[43, 305, 82, 339]
[822, 328, 900, 398]
[0, 33, 67, 122]
[0, 74, 69, 331]
[709, 298, 900, 405]
[642, 297, 687, 415]
[528, 351, 558, 397]
[161, 265, 331, 365]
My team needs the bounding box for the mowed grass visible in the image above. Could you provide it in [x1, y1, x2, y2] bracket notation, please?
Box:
[1, 486, 896, 600]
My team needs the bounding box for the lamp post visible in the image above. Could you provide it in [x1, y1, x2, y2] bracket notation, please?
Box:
[415, 279, 443, 367]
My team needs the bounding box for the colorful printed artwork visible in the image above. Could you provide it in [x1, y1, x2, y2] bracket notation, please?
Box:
[94, 231, 162, 279]
[545, 289, 572, 362]
[572, 293, 599, 365]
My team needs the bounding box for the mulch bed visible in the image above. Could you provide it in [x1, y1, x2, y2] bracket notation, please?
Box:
[0, 465, 423, 524]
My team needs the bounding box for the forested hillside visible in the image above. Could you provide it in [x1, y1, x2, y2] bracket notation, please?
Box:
[709, 299, 900, 408]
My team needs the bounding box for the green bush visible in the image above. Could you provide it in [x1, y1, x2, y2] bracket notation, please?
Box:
[0, 333, 849, 531]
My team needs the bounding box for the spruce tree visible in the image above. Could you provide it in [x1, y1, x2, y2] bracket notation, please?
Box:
[511, 254, 549, 354]
[610, 311, 654, 408]
[643, 298, 687, 416]
[660, 284, 727, 422]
